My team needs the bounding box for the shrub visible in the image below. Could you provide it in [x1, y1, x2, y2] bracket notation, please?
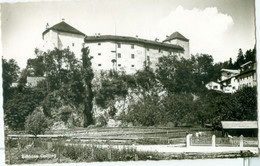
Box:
[96, 115, 107, 127]
[25, 108, 49, 136]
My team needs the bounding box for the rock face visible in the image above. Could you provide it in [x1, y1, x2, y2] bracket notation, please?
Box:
[51, 121, 67, 130]
[92, 88, 142, 127]
[93, 84, 167, 127]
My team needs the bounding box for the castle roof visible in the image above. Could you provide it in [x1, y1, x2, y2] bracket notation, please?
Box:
[85, 35, 184, 51]
[163, 32, 189, 42]
[42, 21, 85, 37]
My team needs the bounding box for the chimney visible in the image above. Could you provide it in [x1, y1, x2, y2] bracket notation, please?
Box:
[62, 18, 65, 22]
[46, 23, 49, 29]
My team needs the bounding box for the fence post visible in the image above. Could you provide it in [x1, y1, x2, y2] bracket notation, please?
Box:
[57, 140, 60, 163]
[212, 135, 216, 147]
[91, 148, 94, 160]
[240, 135, 244, 147]
[108, 149, 112, 161]
[135, 154, 138, 161]
[186, 134, 192, 147]
[8, 137, 11, 165]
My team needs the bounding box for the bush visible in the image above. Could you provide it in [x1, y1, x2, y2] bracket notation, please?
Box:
[96, 115, 107, 127]
[25, 108, 49, 136]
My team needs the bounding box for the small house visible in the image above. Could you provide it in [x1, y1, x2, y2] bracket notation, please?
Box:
[221, 121, 258, 137]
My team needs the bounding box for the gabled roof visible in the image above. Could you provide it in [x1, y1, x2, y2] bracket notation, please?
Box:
[85, 35, 184, 51]
[42, 21, 85, 37]
[220, 69, 240, 74]
[163, 32, 189, 42]
[221, 121, 258, 129]
[240, 61, 253, 68]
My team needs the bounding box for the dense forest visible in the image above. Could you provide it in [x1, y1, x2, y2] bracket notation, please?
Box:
[2, 46, 257, 134]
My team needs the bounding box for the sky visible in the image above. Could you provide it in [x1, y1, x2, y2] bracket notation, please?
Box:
[0, 0, 256, 69]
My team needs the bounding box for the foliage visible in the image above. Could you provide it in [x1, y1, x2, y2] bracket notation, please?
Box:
[4, 88, 45, 130]
[96, 115, 107, 127]
[156, 54, 217, 94]
[199, 87, 257, 129]
[125, 93, 164, 126]
[52, 106, 74, 124]
[124, 91, 197, 127]
[81, 47, 94, 127]
[95, 71, 131, 109]
[55, 143, 163, 162]
[2, 58, 20, 101]
[26, 48, 45, 76]
[24, 108, 49, 136]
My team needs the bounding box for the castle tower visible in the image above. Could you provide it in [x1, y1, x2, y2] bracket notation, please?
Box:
[163, 32, 190, 59]
[42, 21, 85, 58]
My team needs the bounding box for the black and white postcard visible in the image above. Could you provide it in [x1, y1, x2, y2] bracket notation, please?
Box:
[0, 0, 259, 165]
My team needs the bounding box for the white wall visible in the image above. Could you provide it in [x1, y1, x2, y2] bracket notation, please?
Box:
[43, 30, 84, 59]
[237, 73, 257, 89]
[166, 39, 190, 59]
[86, 41, 182, 74]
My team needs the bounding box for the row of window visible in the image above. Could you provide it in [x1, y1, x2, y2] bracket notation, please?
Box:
[97, 64, 135, 67]
[97, 43, 170, 53]
[97, 53, 150, 60]
[98, 43, 134, 49]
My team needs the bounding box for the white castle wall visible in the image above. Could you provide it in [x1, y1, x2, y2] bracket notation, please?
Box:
[166, 39, 190, 59]
[86, 41, 183, 74]
[42, 28, 189, 74]
[43, 30, 84, 58]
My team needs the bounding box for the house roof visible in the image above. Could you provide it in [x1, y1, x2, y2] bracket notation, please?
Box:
[42, 21, 85, 37]
[240, 61, 253, 68]
[220, 69, 240, 74]
[235, 68, 256, 78]
[85, 35, 184, 51]
[163, 32, 189, 42]
[206, 81, 221, 85]
[221, 121, 258, 129]
[27, 77, 45, 87]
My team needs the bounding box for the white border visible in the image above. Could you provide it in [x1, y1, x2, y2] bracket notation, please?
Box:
[0, 0, 260, 165]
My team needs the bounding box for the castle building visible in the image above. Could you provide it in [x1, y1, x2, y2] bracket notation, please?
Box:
[42, 21, 190, 74]
[42, 21, 85, 57]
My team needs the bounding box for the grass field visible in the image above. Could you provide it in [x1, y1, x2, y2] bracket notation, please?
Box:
[5, 127, 258, 164]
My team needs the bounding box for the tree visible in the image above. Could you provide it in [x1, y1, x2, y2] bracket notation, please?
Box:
[26, 48, 45, 76]
[156, 55, 196, 94]
[4, 88, 45, 130]
[201, 87, 257, 129]
[25, 108, 49, 136]
[234, 48, 245, 68]
[81, 47, 94, 127]
[244, 46, 256, 62]
[2, 58, 20, 101]
[193, 54, 215, 93]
